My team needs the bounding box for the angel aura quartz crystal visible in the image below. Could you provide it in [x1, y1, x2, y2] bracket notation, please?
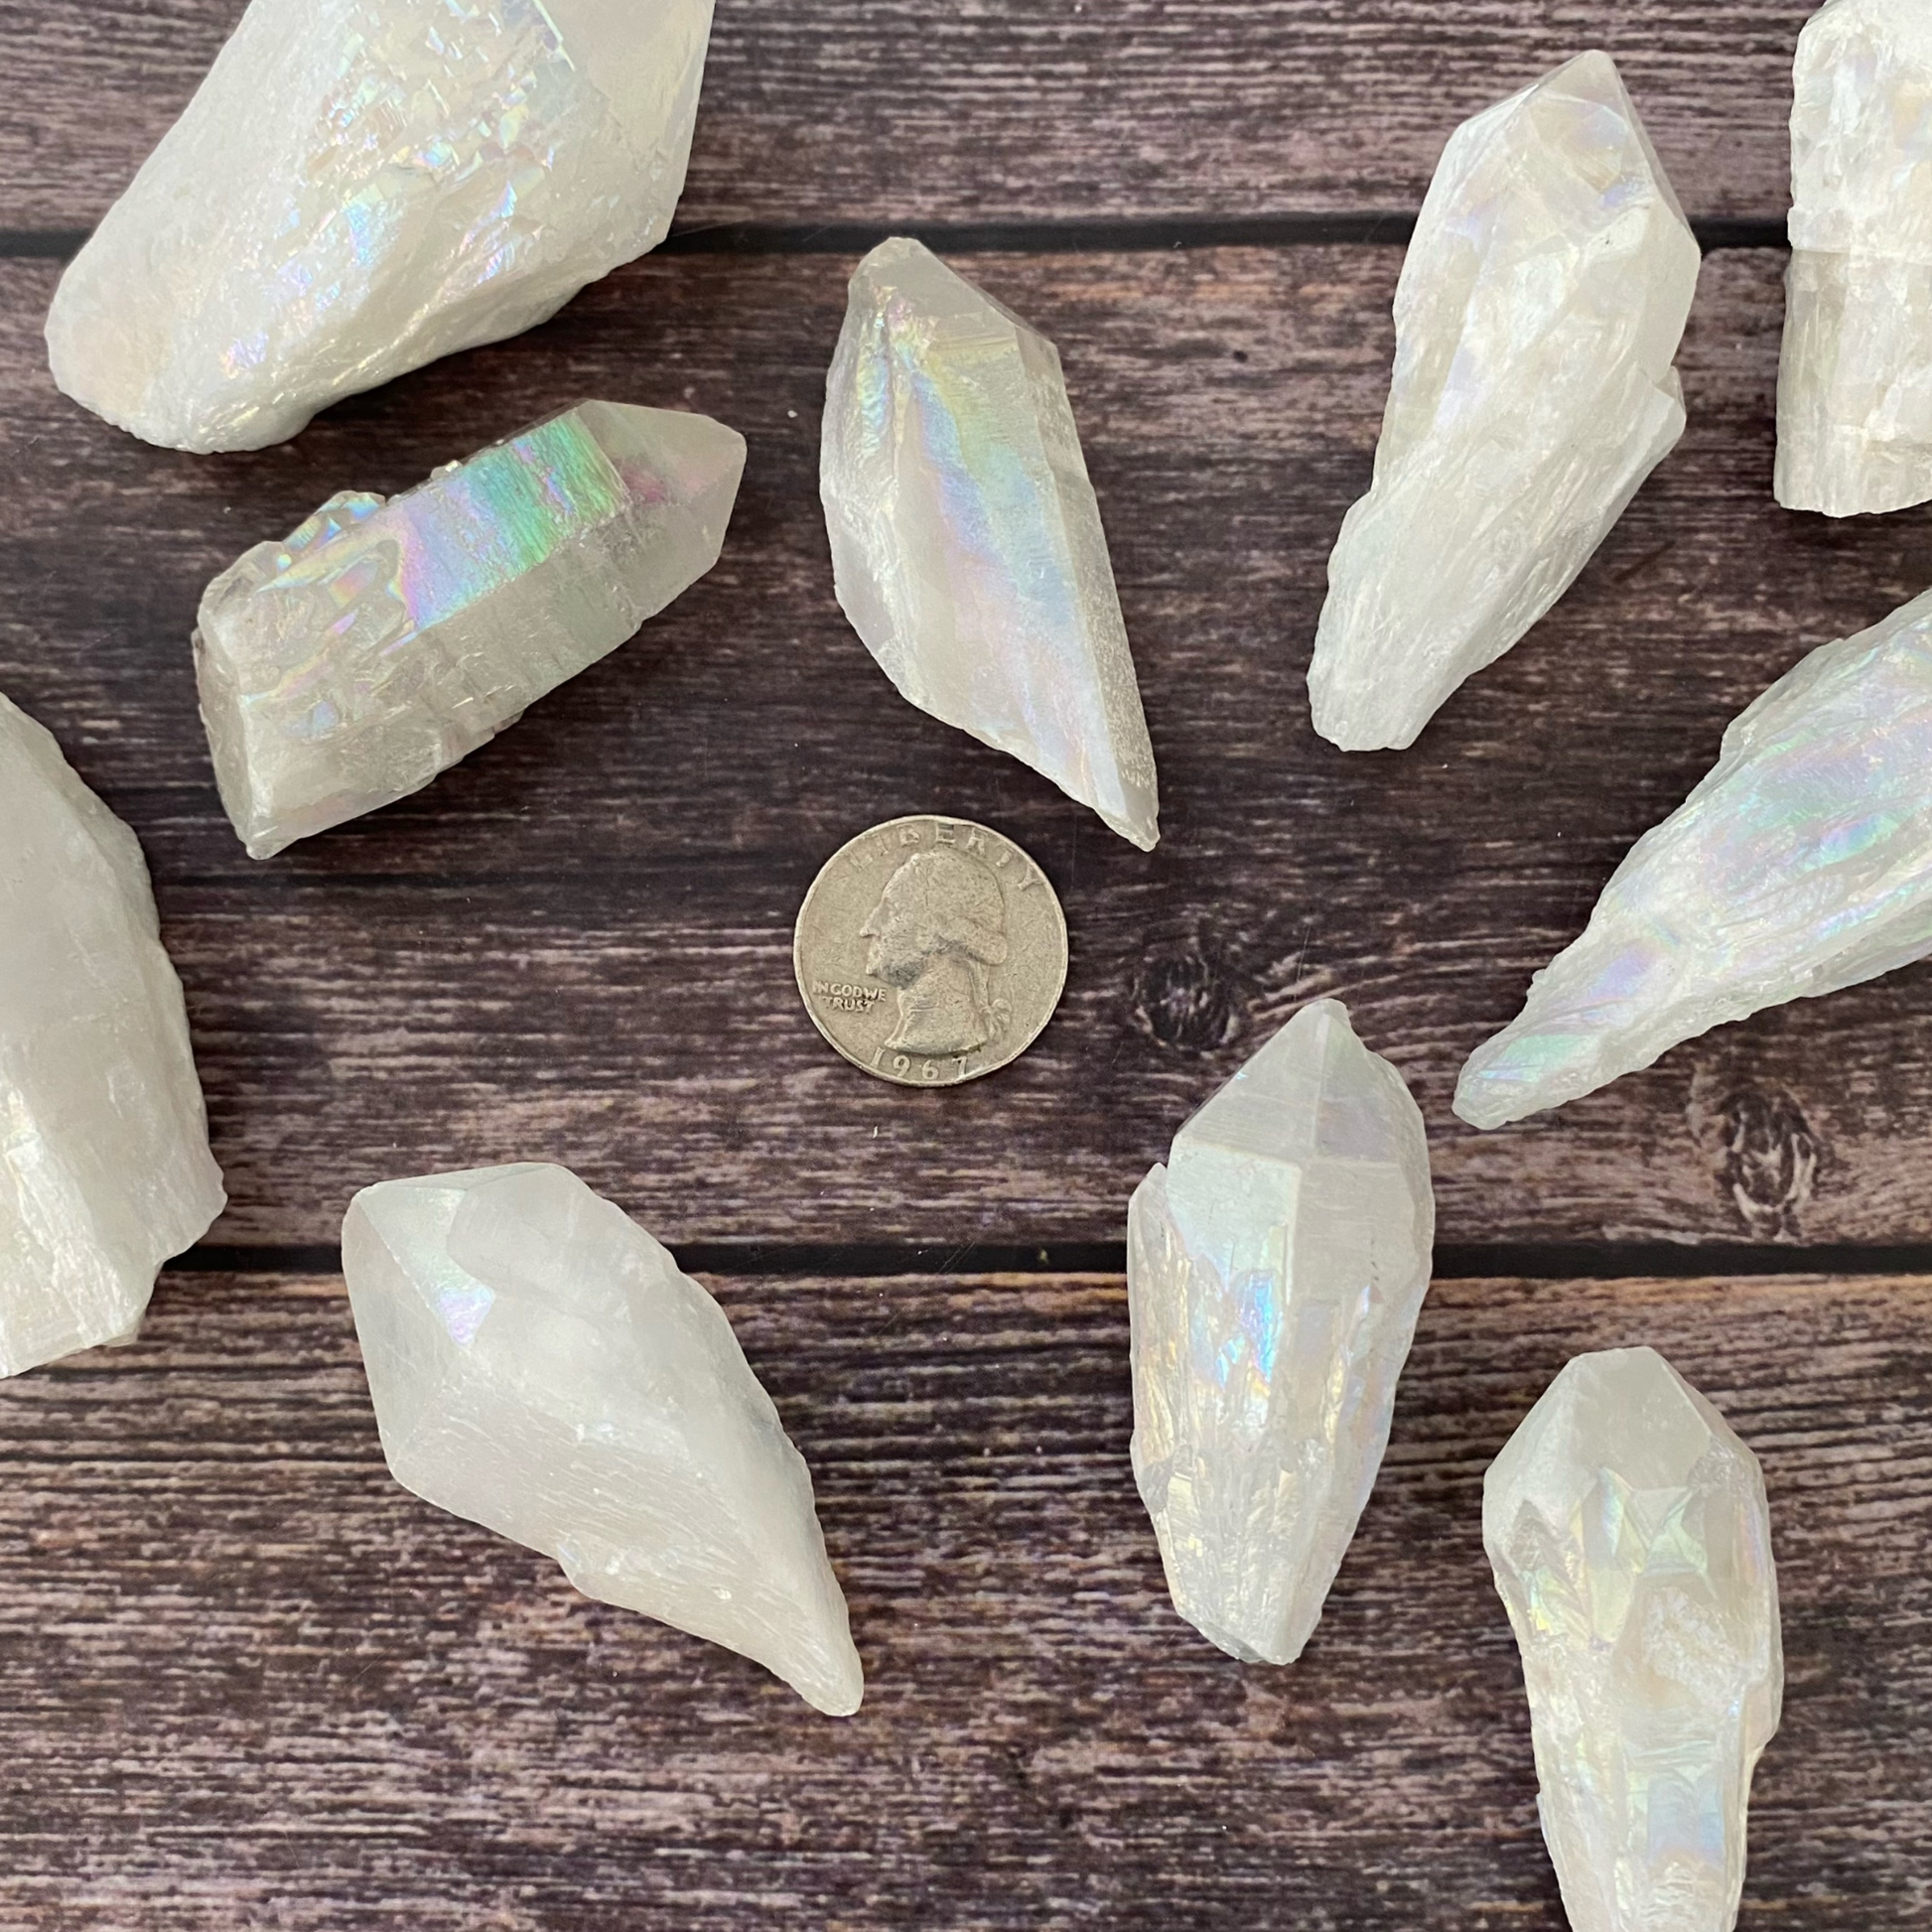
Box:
[344, 1164, 865, 1717]
[45, 0, 716, 453]
[0, 694, 224, 1378]
[821, 238, 1161, 851]
[1127, 1001, 1435, 1664]
[1778, 0, 1932, 516]
[195, 401, 745, 859]
[1309, 53, 1700, 752]
[1457, 584, 1932, 1129]
[1485, 1349, 1783, 1932]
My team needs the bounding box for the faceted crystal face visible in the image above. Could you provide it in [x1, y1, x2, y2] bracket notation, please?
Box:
[1456, 584, 1932, 1128]
[343, 1164, 865, 1718]
[1309, 52, 1700, 752]
[1128, 1001, 1435, 1665]
[45, 0, 716, 453]
[821, 238, 1162, 851]
[1485, 1349, 1783, 1932]
[1777, 0, 1932, 515]
[195, 401, 745, 859]
[0, 694, 225, 1377]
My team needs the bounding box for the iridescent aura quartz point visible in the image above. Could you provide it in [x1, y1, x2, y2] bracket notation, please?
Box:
[1485, 1349, 1783, 1932]
[1456, 584, 1932, 1128]
[46, 0, 717, 453]
[1309, 53, 1700, 752]
[344, 1164, 865, 1718]
[195, 401, 745, 859]
[1777, 0, 1932, 515]
[0, 694, 224, 1376]
[821, 238, 1161, 850]
[1128, 1001, 1435, 1664]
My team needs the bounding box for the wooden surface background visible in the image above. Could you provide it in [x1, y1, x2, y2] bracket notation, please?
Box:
[3, 2, 1929, 1926]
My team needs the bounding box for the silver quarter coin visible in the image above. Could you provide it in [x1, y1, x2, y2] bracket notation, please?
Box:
[794, 816, 1069, 1087]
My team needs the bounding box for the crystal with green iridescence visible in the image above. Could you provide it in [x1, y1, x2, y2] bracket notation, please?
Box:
[1485, 1349, 1783, 1932]
[195, 401, 745, 860]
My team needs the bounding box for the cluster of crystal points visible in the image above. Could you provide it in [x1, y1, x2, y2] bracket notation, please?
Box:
[1309, 53, 1700, 752]
[1778, 0, 1932, 516]
[195, 401, 745, 859]
[344, 1164, 864, 1717]
[1457, 584, 1932, 1128]
[822, 238, 1161, 851]
[1128, 1001, 1435, 1664]
[46, 0, 716, 452]
[0, 695, 225, 1378]
[1485, 1349, 1783, 1932]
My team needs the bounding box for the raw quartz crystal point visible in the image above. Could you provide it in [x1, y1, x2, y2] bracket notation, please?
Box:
[1457, 584, 1932, 1128]
[1778, 0, 1932, 515]
[344, 1164, 864, 1718]
[1128, 1001, 1435, 1664]
[1309, 54, 1700, 752]
[821, 238, 1161, 851]
[1485, 1349, 1783, 1932]
[0, 694, 224, 1377]
[195, 401, 745, 859]
[45, 0, 716, 453]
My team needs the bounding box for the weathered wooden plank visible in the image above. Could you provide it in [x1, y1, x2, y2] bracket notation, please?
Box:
[2, 0, 1817, 233]
[7, 243, 1932, 1251]
[0, 1265, 1920, 1927]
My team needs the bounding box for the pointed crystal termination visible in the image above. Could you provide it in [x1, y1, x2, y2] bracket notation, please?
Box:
[344, 1165, 865, 1717]
[1485, 1349, 1783, 1932]
[1128, 1001, 1435, 1664]
[821, 238, 1162, 850]
[1777, 0, 1932, 516]
[1456, 585, 1932, 1129]
[1309, 53, 1700, 752]
[45, 0, 717, 453]
[195, 401, 745, 859]
[0, 694, 225, 1377]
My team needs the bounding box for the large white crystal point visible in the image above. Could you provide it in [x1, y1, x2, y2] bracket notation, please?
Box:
[0, 694, 225, 1377]
[1128, 1000, 1435, 1664]
[343, 1164, 865, 1717]
[1485, 1349, 1783, 1932]
[1456, 585, 1932, 1128]
[1777, 0, 1932, 515]
[821, 238, 1162, 850]
[45, 0, 716, 453]
[1309, 53, 1701, 752]
[195, 401, 745, 859]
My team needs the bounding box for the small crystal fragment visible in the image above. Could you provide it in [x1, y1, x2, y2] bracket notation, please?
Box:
[821, 238, 1161, 850]
[1128, 1000, 1435, 1664]
[1485, 1349, 1783, 1932]
[195, 401, 745, 859]
[1456, 584, 1932, 1129]
[46, 0, 717, 453]
[1309, 53, 1700, 752]
[1777, 0, 1932, 515]
[0, 694, 225, 1377]
[343, 1164, 864, 1717]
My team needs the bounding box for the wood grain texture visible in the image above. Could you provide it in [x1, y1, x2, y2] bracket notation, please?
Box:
[1, 0, 1817, 233]
[0, 1264, 1920, 1929]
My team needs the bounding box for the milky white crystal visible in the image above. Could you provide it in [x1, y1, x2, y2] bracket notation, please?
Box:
[1485, 1349, 1783, 1932]
[1128, 1000, 1434, 1664]
[0, 694, 224, 1377]
[195, 401, 745, 859]
[344, 1164, 864, 1717]
[1309, 53, 1701, 752]
[45, 0, 716, 453]
[822, 238, 1161, 850]
[1457, 584, 1932, 1129]
[1777, 0, 1932, 515]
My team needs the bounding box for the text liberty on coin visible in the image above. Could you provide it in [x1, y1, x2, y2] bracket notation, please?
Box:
[794, 817, 1069, 1087]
